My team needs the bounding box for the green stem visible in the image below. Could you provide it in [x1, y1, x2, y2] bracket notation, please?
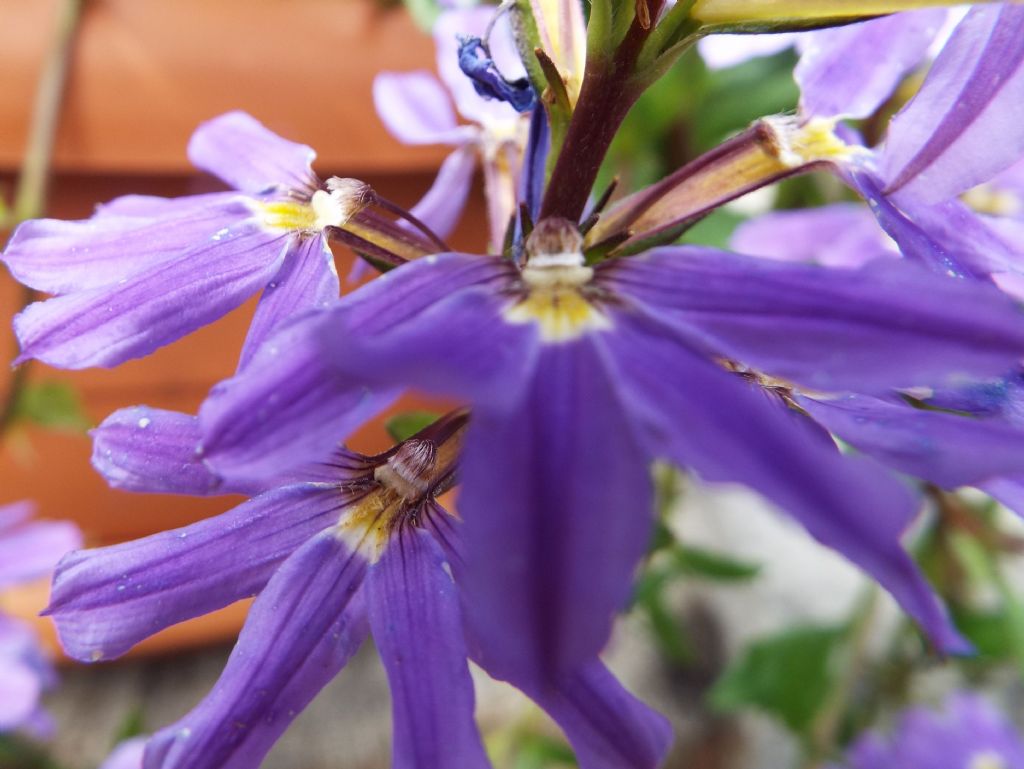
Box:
[802, 588, 880, 769]
[0, 0, 85, 434]
[12, 0, 84, 223]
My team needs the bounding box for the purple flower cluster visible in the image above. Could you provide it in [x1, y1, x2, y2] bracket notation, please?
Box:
[5, 2, 1024, 767]
[830, 694, 1024, 769]
[0, 501, 80, 735]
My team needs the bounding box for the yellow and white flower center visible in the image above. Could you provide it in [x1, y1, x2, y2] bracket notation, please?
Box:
[504, 220, 612, 342]
[252, 177, 369, 234]
[968, 751, 1007, 769]
[763, 116, 865, 169]
[963, 184, 1022, 217]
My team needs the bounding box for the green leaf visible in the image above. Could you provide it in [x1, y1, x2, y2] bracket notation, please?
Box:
[679, 208, 746, 249]
[947, 530, 1024, 673]
[385, 410, 441, 442]
[710, 624, 845, 734]
[955, 607, 1020, 660]
[693, 49, 799, 151]
[511, 733, 577, 769]
[112, 707, 146, 743]
[641, 588, 696, 663]
[12, 380, 90, 432]
[671, 544, 761, 581]
[400, 0, 441, 30]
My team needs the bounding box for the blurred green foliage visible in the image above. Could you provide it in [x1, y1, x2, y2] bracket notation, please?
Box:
[600, 46, 799, 197]
[11, 381, 90, 432]
[710, 624, 845, 734]
[385, 410, 443, 442]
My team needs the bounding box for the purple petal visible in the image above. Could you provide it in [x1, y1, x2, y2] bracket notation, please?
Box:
[799, 394, 1024, 490]
[522, 661, 672, 769]
[981, 476, 1024, 519]
[91, 406, 260, 496]
[144, 532, 368, 769]
[730, 204, 896, 268]
[602, 309, 968, 653]
[882, 5, 1024, 203]
[373, 71, 473, 146]
[604, 247, 1024, 392]
[0, 618, 45, 732]
[187, 111, 317, 194]
[1, 197, 250, 294]
[368, 528, 490, 769]
[199, 310, 398, 483]
[0, 517, 81, 589]
[407, 146, 477, 241]
[422, 509, 673, 768]
[888, 194, 1021, 280]
[99, 738, 147, 769]
[459, 342, 653, 685]
[238, 235, 339, 370]
[95, 192, 240, 219]
[321, 253, 537, 411]
[846, 170, 988, 280]
[796, 11, 945, 119]
[989, 156, 1024, 199]
[46, 485, 345, 661]
[0, 661, 41, 732]
[14, 223, 289, 369]
[0, 501, 35, 533]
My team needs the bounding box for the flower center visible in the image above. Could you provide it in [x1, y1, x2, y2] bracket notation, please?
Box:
[333, 415, 467, 561]
[968, 751, 1007, 769]
[762, 116, 864, 169]
[504, 218, 611, 342]
[252, 177, 370, 234]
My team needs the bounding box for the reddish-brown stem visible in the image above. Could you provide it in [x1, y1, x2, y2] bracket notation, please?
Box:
[539, 2, 664, 223]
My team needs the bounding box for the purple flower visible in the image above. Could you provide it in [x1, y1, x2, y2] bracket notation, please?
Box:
[732, 5, 1024, 294]
[197, 217, 1024, 685]
[1, 111, 365, 370]
[50, 410, 671, 769]
[374, 7, 529, 251]
[829, 694, 1024, 769]
[99, 737, 148, 769]
[0, 501, 80, 734]
[0, 615, 55, 735]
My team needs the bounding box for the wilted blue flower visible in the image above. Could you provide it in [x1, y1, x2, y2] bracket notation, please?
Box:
[374, 7, 530, 251]
[50, 409, 671, 769]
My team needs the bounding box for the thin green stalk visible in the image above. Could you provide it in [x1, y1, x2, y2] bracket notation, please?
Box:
[802, 588, 880, 769]
[11, 0, 84, 223]
[0, 0, 85, 435]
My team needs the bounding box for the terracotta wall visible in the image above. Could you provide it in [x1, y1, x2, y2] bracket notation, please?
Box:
[0, 0, 484, 654]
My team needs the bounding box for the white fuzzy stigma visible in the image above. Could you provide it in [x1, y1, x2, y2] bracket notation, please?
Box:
[311, 177, 371, 229]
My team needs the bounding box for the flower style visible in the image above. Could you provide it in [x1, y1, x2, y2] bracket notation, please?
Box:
[828, 694, 1024, 769]
[49, 409, 671, 769]
[374, 7, 530, 251]
[0, 500, 80, 734]
[0, 111, 439, 371]
[197, 215, 1024, 687]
